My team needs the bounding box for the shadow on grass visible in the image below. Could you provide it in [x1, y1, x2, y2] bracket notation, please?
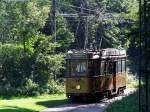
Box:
[36, 99, 70, 108]
[0, 106, 34, 112]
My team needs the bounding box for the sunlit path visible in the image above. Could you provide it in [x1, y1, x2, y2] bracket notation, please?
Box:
[41, 89, 136, 112]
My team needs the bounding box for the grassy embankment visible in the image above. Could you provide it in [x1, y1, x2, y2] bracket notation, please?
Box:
[0, 75, 147, 112]
[0, 94, 69, 112]
[106, 74, 150, 112]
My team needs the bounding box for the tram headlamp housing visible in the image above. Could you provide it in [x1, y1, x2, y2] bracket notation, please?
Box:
[76, 85, 81, 90]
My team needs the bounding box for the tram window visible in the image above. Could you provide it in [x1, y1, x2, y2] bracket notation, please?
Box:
[100, 61, 105, 76]
[108, 62, 113, 74]
[122, 60, 126, 72]
[117, 60, 122, 73]
[95, 60, 100, 76]
[100, 61, 109, 75]
[67, 61, 70, 76]
[105, 62, 113, 75]
[88, 61, 93, 75]
[89, 60, 100, 76]
[71, 61, 87, 76]
[105, 62, 109, 75]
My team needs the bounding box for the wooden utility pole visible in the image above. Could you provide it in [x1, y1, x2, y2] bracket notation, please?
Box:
[139, 0, 150, 112]
[51, 0, 57, 42]
[143, 0, 149, 111]
[51, 0, 57, 81]
[81, 0, 89, 50]
[139, 0, 142, 111]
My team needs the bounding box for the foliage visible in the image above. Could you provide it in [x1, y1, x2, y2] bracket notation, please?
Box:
[56, 28, 74, 51]
[103, 0, 137, 13]
[0, 42, 65, 96]
[127, 75, 139, 88]
[58, 0, 138, 49]
[0, 0, 50, 43]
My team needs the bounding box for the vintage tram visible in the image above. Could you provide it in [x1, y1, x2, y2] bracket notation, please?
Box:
[65, 48, 127, 100]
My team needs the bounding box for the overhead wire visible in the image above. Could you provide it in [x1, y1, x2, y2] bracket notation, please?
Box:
[57, 1, 96, 49]
[3, 0, 133, 50]
[57, 1, 132, 50]
[57, 2, 99, 13]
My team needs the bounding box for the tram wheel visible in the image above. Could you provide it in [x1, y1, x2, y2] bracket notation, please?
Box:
[118, 88, 125, 95]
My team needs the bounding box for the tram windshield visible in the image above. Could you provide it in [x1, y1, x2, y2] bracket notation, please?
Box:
[70, 60, 87, 76]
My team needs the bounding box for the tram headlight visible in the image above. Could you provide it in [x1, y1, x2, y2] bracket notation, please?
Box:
[76, 85, 81, 90]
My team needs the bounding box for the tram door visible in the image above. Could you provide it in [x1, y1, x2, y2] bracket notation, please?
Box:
[112, 61, 117, 91]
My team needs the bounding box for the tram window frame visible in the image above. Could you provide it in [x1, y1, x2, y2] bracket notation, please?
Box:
[88, 60, 94, 76]
[70, 60, 88, 77]
[105, 61, 113, 76]
[95, 60, 100, 76]
[100, 60, 112, 76]
[108, 61, 113, 75]
[65, 60, 70, 77]
[88, 60, 100, 76]
[100, 61, 105, 76]
[121, 59, 126, 73]
[117, 59, 122, 73]
[67, 60, 70, 76]
[105, 61, 109, 75]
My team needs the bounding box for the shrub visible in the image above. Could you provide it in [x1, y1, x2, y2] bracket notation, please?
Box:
[23, 79, 40, 96]
[0, 43, 65, 96]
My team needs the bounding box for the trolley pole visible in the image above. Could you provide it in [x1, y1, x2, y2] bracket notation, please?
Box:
[84, 17, 89, 50]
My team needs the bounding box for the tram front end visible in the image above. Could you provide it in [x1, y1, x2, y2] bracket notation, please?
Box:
[65, 51, 94, 99]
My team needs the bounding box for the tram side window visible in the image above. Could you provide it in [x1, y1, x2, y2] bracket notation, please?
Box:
[105, 62, 113, 75]
[100, 61, 105, 76]
[122, 60, 126, 72]
[105, 62, 109, 75]
[108, 62, 113, 74]
[117, 60, 122, 73]
[88, 61, 94, 75]
[88, 60, 100, 76]
[95, 60, 100, 76]
[67, 61, 70, 76]
[100, 61, 112, 75]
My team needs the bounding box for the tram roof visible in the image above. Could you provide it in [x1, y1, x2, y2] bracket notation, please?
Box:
[66, 48, 127, 60]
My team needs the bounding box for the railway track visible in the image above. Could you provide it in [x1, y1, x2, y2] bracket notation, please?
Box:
[41, 88, 136, 112]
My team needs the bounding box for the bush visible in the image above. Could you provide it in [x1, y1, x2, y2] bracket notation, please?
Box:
[0, 43, 65, 96]
[47, 80, 64, 94]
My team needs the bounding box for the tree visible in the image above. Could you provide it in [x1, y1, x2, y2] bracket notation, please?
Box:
[56, 0, 138, 49]
[0, 0, 50, 49]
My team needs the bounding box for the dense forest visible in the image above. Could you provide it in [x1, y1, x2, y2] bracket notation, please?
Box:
[0, 0, 140, 96]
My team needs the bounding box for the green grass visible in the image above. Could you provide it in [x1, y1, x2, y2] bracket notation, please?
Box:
[106, 90, 139, 112]
[106, 75, 140, 112]
[0, 75, 146, 112]
[0, 94, 69, 112]
[106, 79, 150, 112]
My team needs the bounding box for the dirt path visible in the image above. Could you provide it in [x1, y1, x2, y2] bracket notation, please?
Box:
[41, 89, 136, 112]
